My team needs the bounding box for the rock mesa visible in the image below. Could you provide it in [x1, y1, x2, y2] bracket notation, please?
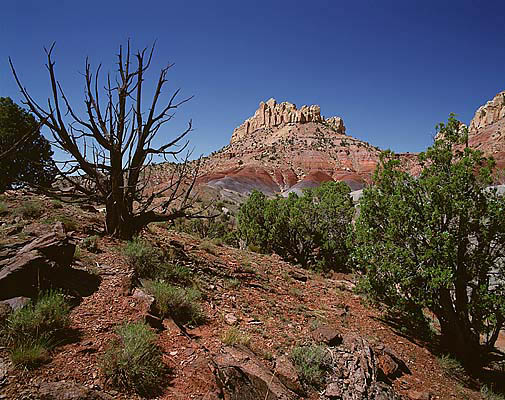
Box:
[231, 98, 345, 143]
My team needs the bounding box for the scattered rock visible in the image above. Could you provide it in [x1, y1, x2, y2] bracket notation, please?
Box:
[311, 325, 342, 346]
[407, 390, 432, 400]
[214, 346, 296, 400]
[0, 296, 30, 311]
[224, 313, 238, 325]
[35, 381, 114, 399]
[275, 355, 303, 395]
[334, 280, 356, 292]
[375, 345, 410, 381]
[322, 333, 401, 400]
[288, 270, 307, 282]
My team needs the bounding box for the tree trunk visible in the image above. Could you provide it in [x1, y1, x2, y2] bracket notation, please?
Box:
[437, 290, 483, 369]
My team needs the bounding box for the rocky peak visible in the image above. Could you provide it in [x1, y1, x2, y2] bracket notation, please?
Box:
[469, 90, 505, 133]
[230, 98, 346, 143]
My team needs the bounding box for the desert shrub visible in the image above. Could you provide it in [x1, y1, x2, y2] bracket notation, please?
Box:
[15, 199, 44, 219]
[142, 280, 204, 325]
[6, 291, 70, 345]
[161, 263, 192, 286]
[82, 235, 100, 253]
[353, 115, 505, 366]
[124, 238, 163, 280]
[238, 181, 354, 270]
[290, 344, 331, 388]
[4, 291, 70, 368]
[101, 322, 165, 396]
[221, 327, 250, 347]
[10, 338, 50, 368]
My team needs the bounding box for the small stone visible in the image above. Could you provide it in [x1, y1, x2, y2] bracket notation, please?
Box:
[224, 313, 238, 325]
[311, 325, 342, 346]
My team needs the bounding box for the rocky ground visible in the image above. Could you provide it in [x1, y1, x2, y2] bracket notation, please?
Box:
[1, 190, 502, 400]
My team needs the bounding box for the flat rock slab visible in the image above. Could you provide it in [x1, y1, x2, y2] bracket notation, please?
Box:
[215, 346, 296, 400]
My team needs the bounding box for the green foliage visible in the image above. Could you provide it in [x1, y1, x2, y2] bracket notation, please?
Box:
[353, 115, 505, 365]
[124, 238, 163, 280]
[10, 338, 50, 369]
[237, 182, 354, 270]
[15, 199, 44, 219]
[142, 280, 205, 325]
[3, 291, 70, 368]
[101, 322, 166, 396]
[290, 344, 330, 388]
[6, 291, 70, 345]
[0, 97, 56, 192]
[173, 204, 239, 247]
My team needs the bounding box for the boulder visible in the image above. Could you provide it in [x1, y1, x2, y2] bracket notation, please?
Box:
[311, 325, 342, 346]
[275, 355, 304, 395]
[0, 223, 75, 300]
[214, 346, 296, 400]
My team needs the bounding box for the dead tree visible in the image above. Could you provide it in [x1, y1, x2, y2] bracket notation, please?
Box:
[10, 42, 200, 239]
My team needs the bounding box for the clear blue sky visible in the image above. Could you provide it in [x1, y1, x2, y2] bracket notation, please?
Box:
[1, 0, 504, 158]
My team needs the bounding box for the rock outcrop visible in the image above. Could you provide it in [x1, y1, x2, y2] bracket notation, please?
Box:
[465, 90, 505, 169]
[231, 98, 345, 143]
[469, 91, 505, 132]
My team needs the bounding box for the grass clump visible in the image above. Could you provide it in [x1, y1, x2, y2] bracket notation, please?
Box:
[290, 344, 331, 389]
[221, 327, 250, 347]
[101, 322, 166, 396]
[438, 354, 466, 379]
[15, 199, 44, 219]
[161, 263, 192, 285]
[124, 238, 163, 280]
[10, 339, 50, 368]
[3, 291, 70, 368]
[481, 385, 505, 400]
[142, 280, 205, 325]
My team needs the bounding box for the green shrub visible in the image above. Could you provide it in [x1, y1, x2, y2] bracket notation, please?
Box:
[4, 291, 70, 368]
[238, 182, 354, 271]
[6, 291, 70, 345]
[221, 327, 250, 347]
[353, 115, 505, 365]
[15, 199, 44, 219]
[10, 338, 50, 368]
[124, 238, 163, 280]
[142, 280, 205, 325]
[161, 263, 192, 286]
[290, 344, 330, 388]
[101, 322, 165, 396]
